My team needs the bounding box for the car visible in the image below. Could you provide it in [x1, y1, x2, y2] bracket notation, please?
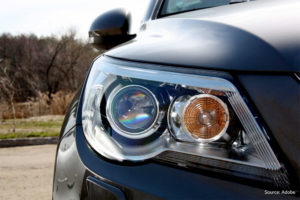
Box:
[52, 0, 300, 199]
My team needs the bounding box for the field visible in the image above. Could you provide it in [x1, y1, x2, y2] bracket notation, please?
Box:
[0, 115, 64, 139]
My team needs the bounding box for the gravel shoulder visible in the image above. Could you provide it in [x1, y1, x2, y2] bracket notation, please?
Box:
[0, 145, 57, 200]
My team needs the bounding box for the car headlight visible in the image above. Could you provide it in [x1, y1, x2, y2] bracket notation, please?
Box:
[82, 56, 290, 188]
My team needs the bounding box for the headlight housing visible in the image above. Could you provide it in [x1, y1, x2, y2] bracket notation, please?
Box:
[82, 56, 290, 188]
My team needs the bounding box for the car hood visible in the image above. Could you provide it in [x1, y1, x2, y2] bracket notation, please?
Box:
[105, 0, 300, 72]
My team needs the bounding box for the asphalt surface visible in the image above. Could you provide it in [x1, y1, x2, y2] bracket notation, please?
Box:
[0, 145, 57, 200]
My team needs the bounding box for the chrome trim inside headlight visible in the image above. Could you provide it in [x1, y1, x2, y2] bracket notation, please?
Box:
[82, 56, 289, 188]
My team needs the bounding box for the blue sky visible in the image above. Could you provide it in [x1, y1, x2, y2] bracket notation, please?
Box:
[0, 0, 147, 40]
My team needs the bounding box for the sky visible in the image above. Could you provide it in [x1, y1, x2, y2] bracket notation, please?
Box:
[0, 0, 149, 40]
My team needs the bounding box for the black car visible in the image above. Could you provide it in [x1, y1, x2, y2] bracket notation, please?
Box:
[53, 0, 300, 199]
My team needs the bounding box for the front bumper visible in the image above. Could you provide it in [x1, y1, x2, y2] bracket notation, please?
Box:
[52, 122, 292, 200]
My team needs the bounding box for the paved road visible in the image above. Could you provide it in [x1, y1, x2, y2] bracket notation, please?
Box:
[0, 145, 57, 200]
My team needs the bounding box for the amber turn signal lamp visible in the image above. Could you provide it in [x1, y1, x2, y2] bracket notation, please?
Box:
[183, 94, 229, 142]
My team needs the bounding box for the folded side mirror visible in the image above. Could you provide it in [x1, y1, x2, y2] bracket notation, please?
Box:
[89, 8, 134, 50]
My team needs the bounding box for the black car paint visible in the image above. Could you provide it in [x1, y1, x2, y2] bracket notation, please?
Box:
[53, 0, 300, 199]
[236, 74, 300, 181]
[106, 18, 289, 72]
[89, 9, 134, 50]
[107, 0, 300, 72]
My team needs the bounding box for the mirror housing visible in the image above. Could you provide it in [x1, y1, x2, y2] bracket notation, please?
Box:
[89, 8, 134, 50]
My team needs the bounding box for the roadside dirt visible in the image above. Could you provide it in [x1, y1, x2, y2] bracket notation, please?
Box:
[0, 145, 56, 200]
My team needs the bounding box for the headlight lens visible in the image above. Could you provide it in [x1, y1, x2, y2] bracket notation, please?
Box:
[82, 56, 290, 188]
[106, 85, 159, 138]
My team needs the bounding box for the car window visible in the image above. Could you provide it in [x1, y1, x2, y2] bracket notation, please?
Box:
[160, 0, 249, 16]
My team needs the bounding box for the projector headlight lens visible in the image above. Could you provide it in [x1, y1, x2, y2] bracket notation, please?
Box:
[106, 85, 158, 138]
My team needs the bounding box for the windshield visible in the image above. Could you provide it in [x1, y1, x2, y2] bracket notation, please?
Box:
[160, 0, 250, 16]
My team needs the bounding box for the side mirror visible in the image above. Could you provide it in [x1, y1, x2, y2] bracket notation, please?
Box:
[89, 8, 134, 50]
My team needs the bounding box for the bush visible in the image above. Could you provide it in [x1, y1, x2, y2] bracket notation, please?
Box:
[0, 91, 74, 119]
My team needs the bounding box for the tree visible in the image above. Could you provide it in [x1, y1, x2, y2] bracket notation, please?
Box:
[0, 60, 17, 132]
[0, 30, 99, 119]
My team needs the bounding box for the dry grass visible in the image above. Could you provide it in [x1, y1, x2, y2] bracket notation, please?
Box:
[0, 92, 72, 139]
[0, 91, 74, 119]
